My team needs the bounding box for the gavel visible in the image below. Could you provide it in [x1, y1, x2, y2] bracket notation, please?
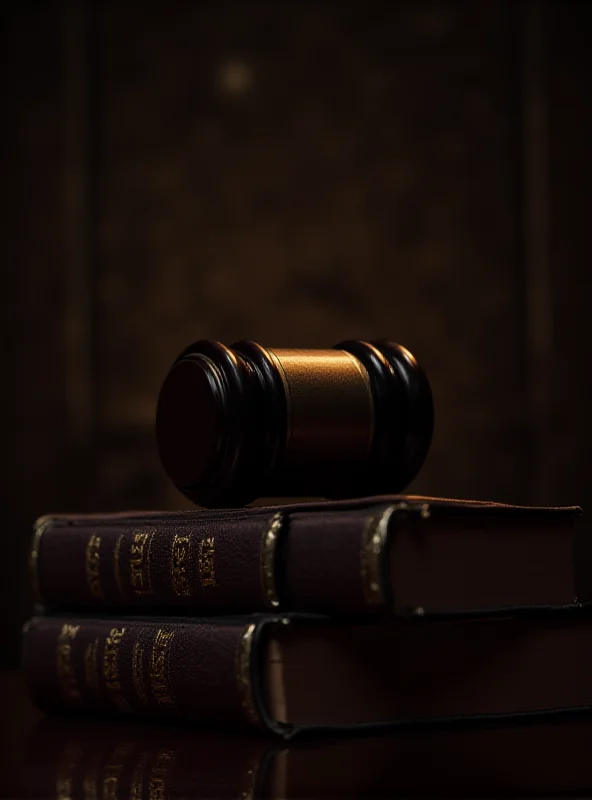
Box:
[156, 340, 433, 507]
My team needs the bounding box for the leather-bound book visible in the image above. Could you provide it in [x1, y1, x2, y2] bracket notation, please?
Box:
[22, 715, 592, 798]
[22, 609, 592, 736]
[30, 496, 582, 617]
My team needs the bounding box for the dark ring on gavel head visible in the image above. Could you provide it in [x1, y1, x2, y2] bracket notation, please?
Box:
[155, 340, 434, 507]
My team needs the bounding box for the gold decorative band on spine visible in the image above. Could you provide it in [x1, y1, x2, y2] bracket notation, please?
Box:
[261, 513, 283, 609]
[30, 515, 53, 604]
[360, 504, 402, 606]
[235, 623, 260, 727]
[113, 534, 125, 599]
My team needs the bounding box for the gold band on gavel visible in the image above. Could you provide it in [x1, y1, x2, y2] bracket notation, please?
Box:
[267, 349, 375, 469]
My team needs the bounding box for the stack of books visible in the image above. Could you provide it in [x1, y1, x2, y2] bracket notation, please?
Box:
[23, 495, 589, 737]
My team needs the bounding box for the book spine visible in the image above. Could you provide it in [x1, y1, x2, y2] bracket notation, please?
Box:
[32, 504, 399, 615]
[32, 512, 284, 613]
[22, 616, 266, 730]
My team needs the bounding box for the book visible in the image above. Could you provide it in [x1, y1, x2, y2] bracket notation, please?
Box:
[30, 495, 582, 617]
[23, 715, 592, 798]
[22, 610, 592, 737]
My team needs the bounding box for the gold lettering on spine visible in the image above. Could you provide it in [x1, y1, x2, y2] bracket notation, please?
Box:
[84, 637, 100, 698]
[57, 624, 82, 705]
[360, 504, 400, 606]
[86, 534, 103, 599]
[260, 513, 283, 608]
[148, 748, 177, 800]
[102, 742, 134, 800]
[103, 627, 131, 712]
[149, 629, 175, 707]
[130, 530, 155, 596]
[30, 515, 52, 603]
[198, 536, 216, 588]
[235, 623, 260, 726]
[132, 642, 148, 705]
[171, 533, 192, 596]
[113, 534, 125, 599]
[56, 743, 83, 800]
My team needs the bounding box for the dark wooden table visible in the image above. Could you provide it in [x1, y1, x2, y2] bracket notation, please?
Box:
[5, 668, 592, 798]
[0, 672, 43, 798]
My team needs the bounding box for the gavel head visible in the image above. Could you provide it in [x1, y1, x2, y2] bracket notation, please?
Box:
[156, 340, 434, 507]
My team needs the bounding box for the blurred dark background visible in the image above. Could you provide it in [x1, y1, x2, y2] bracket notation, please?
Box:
[1, 0, 590, 664]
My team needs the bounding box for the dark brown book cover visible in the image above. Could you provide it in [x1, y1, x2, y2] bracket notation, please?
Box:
[22, 610, 592, 737]
[23, 713, 592, 797]
[31, 495, 582, 617]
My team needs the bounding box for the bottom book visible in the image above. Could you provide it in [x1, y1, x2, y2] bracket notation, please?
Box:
[24, 715, 592, 798]
[23, 611, 592, 736]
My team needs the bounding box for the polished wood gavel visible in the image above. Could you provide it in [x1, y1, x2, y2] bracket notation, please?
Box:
[156, 339, 433, 507]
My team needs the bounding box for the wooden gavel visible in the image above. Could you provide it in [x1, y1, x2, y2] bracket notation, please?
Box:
[156, 340, 434, 507]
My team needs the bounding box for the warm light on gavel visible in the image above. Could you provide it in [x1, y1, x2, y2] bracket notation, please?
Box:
[156, 340, 434, 507]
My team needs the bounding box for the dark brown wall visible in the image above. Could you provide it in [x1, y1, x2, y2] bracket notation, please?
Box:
[2, 0, 590, 662]
[546, 2, 592, 503]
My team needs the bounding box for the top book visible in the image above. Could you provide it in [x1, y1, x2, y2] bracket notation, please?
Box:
[31, 495, 583, 617]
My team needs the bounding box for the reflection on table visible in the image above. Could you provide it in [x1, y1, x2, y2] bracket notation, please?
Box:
[23, 713, 592, 798]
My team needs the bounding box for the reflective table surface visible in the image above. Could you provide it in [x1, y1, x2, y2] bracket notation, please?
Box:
[3, 670, 591, 798]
